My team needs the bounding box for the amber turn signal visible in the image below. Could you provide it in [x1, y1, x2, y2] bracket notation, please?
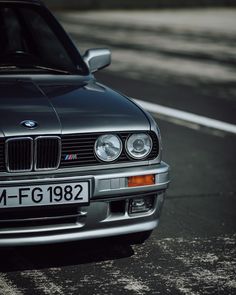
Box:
[128, 174, 155, 187]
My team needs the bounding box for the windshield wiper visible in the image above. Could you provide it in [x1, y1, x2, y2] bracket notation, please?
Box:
[32, 65, 71, 74]
[0, 64, 71, 74]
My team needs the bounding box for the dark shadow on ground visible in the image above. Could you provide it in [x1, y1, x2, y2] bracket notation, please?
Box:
[0, 236, 135, 272]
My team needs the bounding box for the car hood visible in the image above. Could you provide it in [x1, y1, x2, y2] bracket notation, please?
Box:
[0, 78, 150, 137]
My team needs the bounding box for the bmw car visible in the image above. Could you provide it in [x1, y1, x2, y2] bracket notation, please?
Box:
[0, 0, 170, 246]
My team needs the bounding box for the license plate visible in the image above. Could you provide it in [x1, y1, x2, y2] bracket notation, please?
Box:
[0, 182, 90, 208]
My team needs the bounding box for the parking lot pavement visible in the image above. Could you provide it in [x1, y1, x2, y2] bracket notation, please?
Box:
[59, 9, 236, 82]
[59, 8, 236, 125]
[0, 9, 236, 295]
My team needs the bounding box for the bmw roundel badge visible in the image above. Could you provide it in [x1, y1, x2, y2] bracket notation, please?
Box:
[21, 120, 38, 129]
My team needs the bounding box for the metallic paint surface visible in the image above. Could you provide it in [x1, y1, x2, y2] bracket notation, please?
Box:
[0, 79, 150, 137]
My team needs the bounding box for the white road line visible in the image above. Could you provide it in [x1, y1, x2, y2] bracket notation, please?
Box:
[134, 98, 236, 134]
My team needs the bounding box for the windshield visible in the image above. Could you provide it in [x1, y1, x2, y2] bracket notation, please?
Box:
[0, 4, 86, 75]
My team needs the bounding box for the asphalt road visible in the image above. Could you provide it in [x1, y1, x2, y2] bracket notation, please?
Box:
[0, 72, 235, 295]
[1, 9, 236, 295]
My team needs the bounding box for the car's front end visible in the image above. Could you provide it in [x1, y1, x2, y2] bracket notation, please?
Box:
[0, 0, 169, 246]
[0, 158, 169, 246]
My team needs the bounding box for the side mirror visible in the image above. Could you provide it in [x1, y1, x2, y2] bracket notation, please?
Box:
[83, 48, 111, 73]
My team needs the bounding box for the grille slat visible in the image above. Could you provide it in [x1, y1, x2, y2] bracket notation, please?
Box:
[0, 132, 159, 172]
[6, 138, 33, 172]
[0, 205, 80, 228]
[60, 131, 159, 168]
[35, 137, 61, 170]
[2, 137, 61, 172]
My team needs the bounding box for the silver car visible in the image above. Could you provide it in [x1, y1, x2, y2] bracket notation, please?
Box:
[0, 0, 170, 246]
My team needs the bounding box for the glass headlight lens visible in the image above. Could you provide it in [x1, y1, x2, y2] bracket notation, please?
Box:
[95, 134, 122, 162]
[126, 133, 152, 159]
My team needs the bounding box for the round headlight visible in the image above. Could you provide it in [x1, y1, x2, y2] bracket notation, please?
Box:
[126, 133, 152, 159]
[95, 134, 122, 162]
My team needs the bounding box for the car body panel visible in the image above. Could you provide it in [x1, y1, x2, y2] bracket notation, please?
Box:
[48, 81, 150, 134]
[0, 79, 61, 137]
[0, 79, 150, 137]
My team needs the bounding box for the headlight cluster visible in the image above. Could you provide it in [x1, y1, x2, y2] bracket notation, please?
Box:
[126, 133, 152, 159]
[94, 133, 153, 162]
[94, 134, 122, 162]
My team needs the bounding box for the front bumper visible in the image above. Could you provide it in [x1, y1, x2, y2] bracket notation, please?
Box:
[0, 161, 169, 246]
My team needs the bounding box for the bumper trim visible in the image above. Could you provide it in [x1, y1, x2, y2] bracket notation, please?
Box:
[94, 161, 169, 197]
[0, 220, 158, 247]
[0, 162, 169, 199]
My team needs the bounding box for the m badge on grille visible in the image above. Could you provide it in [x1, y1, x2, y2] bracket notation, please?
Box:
[64, 154, 79, 161]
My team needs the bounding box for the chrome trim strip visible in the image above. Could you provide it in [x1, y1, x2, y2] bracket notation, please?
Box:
[0, 162, 169, 186]
[0, 223, 84, 235]
[5, 137, 33, 173]
[0, 159, 154, 176]
[0, 162, 169, 199]
[0, 214, 80, 223]
[0, 221, 159, 246]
